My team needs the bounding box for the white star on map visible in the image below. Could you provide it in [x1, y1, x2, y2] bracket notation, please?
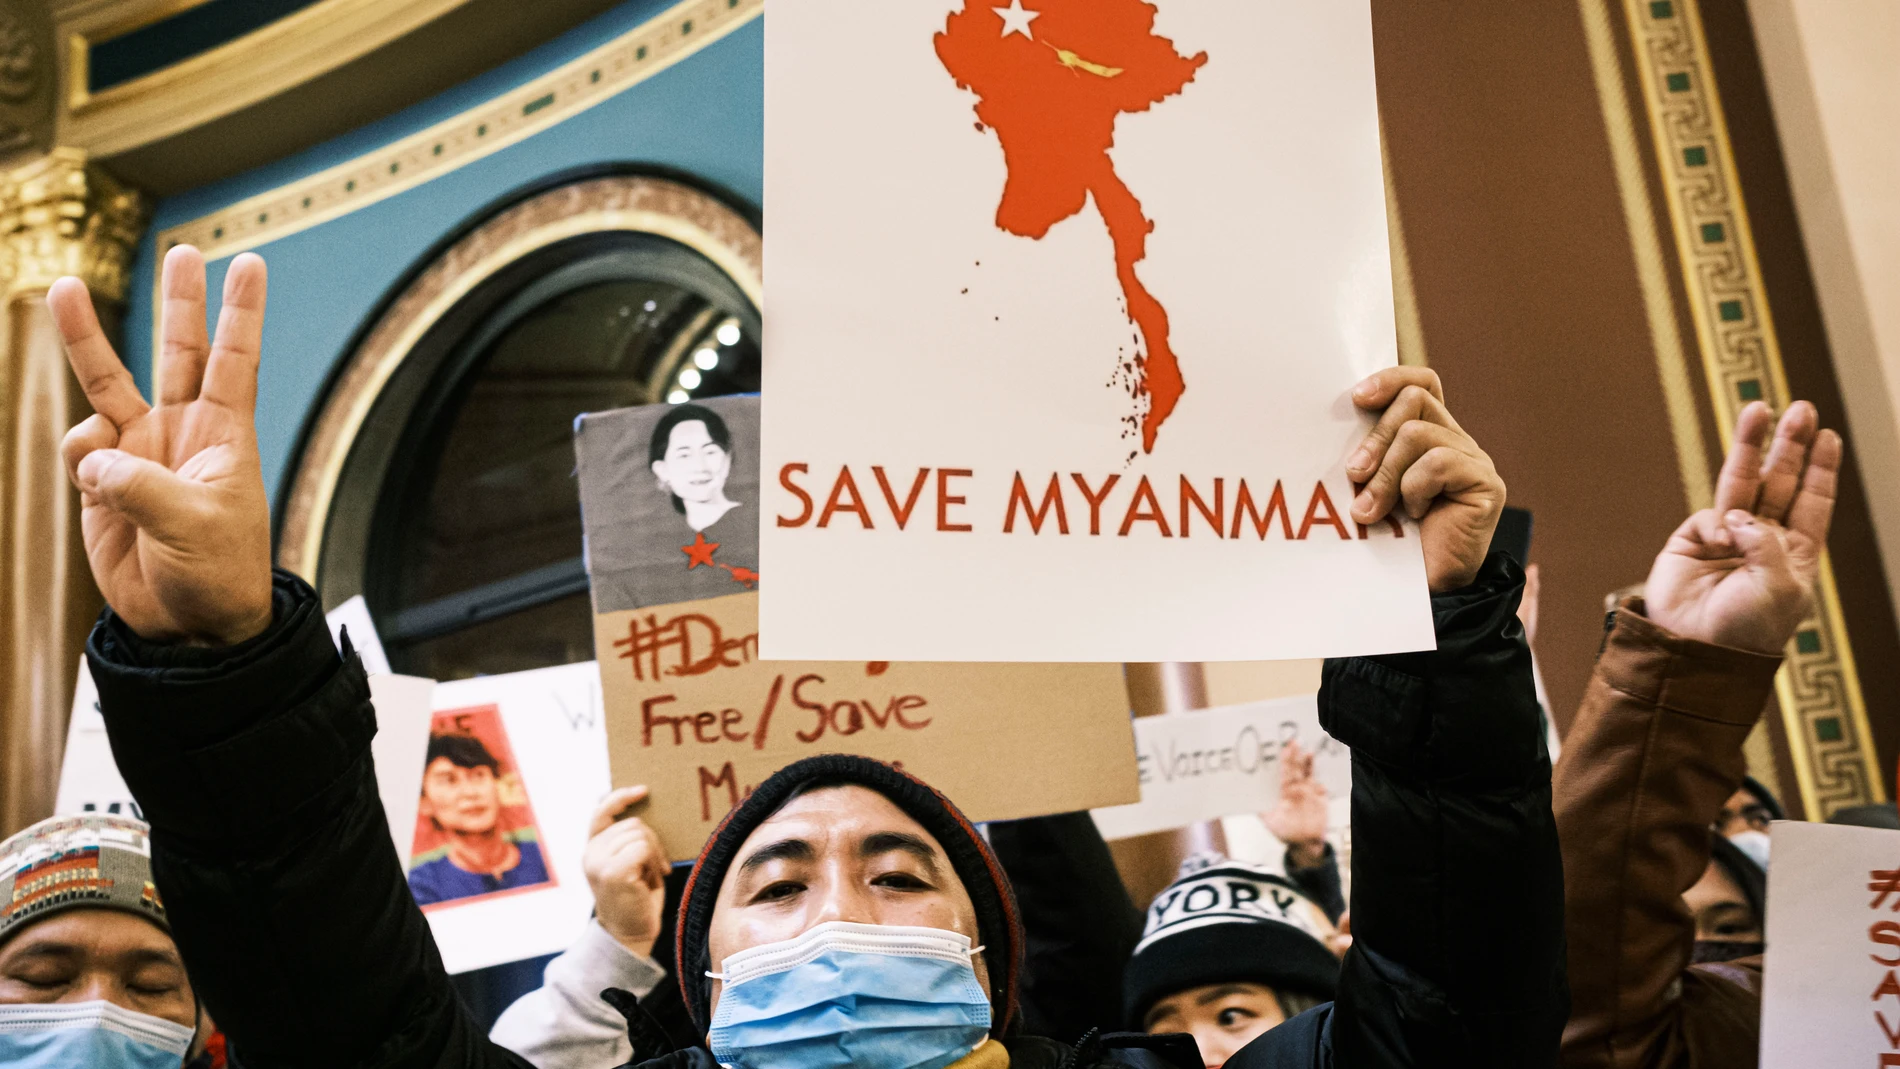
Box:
[994, 0, 1040, 40]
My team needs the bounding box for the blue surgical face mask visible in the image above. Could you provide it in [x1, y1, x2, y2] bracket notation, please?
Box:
[707, 921, 992, 1069]
[0, 1000, 194, 1069]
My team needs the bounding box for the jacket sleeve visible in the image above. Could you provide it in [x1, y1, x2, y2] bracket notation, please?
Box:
[1318, 553, 1567, 1068]
[86, 569, 532, 1069]
[1552, 602, 1778, 1069]
[1283, 844, 1345, 924]
[489, 920, 667, 1069]
[987, 811, 1145, 1038]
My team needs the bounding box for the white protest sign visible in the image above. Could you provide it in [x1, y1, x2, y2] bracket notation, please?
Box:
[367, 675, 436, 862]
[56, 657, 436, 865]
[410, 661, 612, 975]
[761, 0, 1431, 663]
[1762, 820, 1900, 1066]
[54, 657, 137, 820]
[327, 595, 393, 676]
[1091, 695, 1348, 841]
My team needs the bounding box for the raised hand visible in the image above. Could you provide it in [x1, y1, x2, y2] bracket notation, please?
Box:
[51, 246, 273, 646]
[584, 785, 670, 957]
[1644, 401, 1839, 655]
[1346, 367, 1506, 592]
[1262, 739, 1328, 868]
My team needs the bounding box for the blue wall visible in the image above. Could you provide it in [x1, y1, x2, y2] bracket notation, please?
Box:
[123, 0, 764, 511]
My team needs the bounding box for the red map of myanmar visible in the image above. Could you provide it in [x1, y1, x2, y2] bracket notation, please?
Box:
[936, 0, 1207, 453]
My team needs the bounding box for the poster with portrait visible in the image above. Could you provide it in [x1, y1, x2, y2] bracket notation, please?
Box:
[408, 705, 556, 908]
[578, 393, 760, 613]
[576, 396, 1140, 859]
[760, 0, 1432, 662]
[411, 662, 612, 975]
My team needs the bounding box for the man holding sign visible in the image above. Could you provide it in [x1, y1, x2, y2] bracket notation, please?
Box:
[49, 237, 1561, 1069]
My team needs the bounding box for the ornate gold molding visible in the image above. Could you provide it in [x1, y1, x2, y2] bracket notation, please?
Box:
[0, 147, 147, 299]
[154, 0, 762, 265]
[1622, 0, 1883, 817]
[275, 174, 761, 585]
[59, 0, 469, 152]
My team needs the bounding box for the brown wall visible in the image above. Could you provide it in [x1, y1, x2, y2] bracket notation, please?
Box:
[1371, 1, 1699, 733]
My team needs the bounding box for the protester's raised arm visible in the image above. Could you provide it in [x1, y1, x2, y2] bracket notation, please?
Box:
[1555, 401, 1837, 1069]
[1230, 367, 1564, 1069]
[492, 787, 671, 1069]
[55, 249, 529, 1069]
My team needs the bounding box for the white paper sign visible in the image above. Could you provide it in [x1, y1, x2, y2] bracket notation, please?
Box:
[1091, 695, 1348, 840]
[1761, 820, 1900, 1066]
[54, 658, 137, 820]
[367, 675, 437, 862]
[761, 0, 1431, 663]
[327, 595, 393, 676]
[412, 661, 612, 975]
[56, 657, 436, 864]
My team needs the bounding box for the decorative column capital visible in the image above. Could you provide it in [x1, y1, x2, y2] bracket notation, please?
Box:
[0, 147, 148, 301]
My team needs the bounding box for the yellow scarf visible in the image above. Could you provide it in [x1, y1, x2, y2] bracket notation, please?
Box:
[951, 1039, 1012, 1069]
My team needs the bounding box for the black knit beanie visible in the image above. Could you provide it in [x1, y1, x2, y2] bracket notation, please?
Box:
[1123, 854, 1340, 1028]
[674, 754, 1022, 1038]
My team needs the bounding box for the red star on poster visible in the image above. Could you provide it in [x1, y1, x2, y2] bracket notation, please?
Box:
[681, 532, 720, 569]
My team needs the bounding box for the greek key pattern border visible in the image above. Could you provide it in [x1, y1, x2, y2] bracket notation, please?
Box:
[1624, 0, 1884, 817]
[154, 0, 762, 264]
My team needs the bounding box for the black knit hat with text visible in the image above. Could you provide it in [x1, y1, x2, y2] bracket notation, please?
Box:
[1123, 853, 1340, 1027]
[674, 754, 1023, 1037]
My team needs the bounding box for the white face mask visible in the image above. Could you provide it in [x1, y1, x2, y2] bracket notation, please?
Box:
[0, 1000, 194, 1069]
[1728, 829, 1770, 869]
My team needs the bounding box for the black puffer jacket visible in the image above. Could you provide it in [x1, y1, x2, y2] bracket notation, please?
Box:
[1229, 554, 1569, 1067]
[89, 571, 532, 1069]
[975, 556, 1569, 1067]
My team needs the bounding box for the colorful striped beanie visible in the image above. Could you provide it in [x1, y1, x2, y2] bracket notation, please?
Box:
[0, 814, 166, 946]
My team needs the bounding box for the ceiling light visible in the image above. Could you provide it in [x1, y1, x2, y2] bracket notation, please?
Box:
[694, 348, 720, 370]
[667, 389, 688, 404]
[716, 322, 742, 346]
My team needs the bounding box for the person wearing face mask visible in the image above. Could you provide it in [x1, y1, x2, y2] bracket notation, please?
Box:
[1682, 836, 1765, 966]
[46, 244, 1561, 1069]
[0, 814, 209, 1068]
[1554, 399, 1842, 1069]
[1712, 776, 1780, 869]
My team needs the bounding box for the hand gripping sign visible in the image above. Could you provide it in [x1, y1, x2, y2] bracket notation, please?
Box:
[760, 0, 1432, 662]
[576, 396, 1139, 860]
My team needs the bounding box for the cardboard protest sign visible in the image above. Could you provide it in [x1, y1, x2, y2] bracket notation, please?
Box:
[56, 656, 435, 864]
[760, 0, 1430, 663]
[1091, 695, 1348, 841]
[576, 397, 1140, 860]
[410, 662, 612, 975]
[1762, 820, 1900, 1066]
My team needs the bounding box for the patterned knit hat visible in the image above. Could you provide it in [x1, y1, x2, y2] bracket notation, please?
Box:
[0, 814, 167, 946]
[1123, 853, 1339, 1027]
